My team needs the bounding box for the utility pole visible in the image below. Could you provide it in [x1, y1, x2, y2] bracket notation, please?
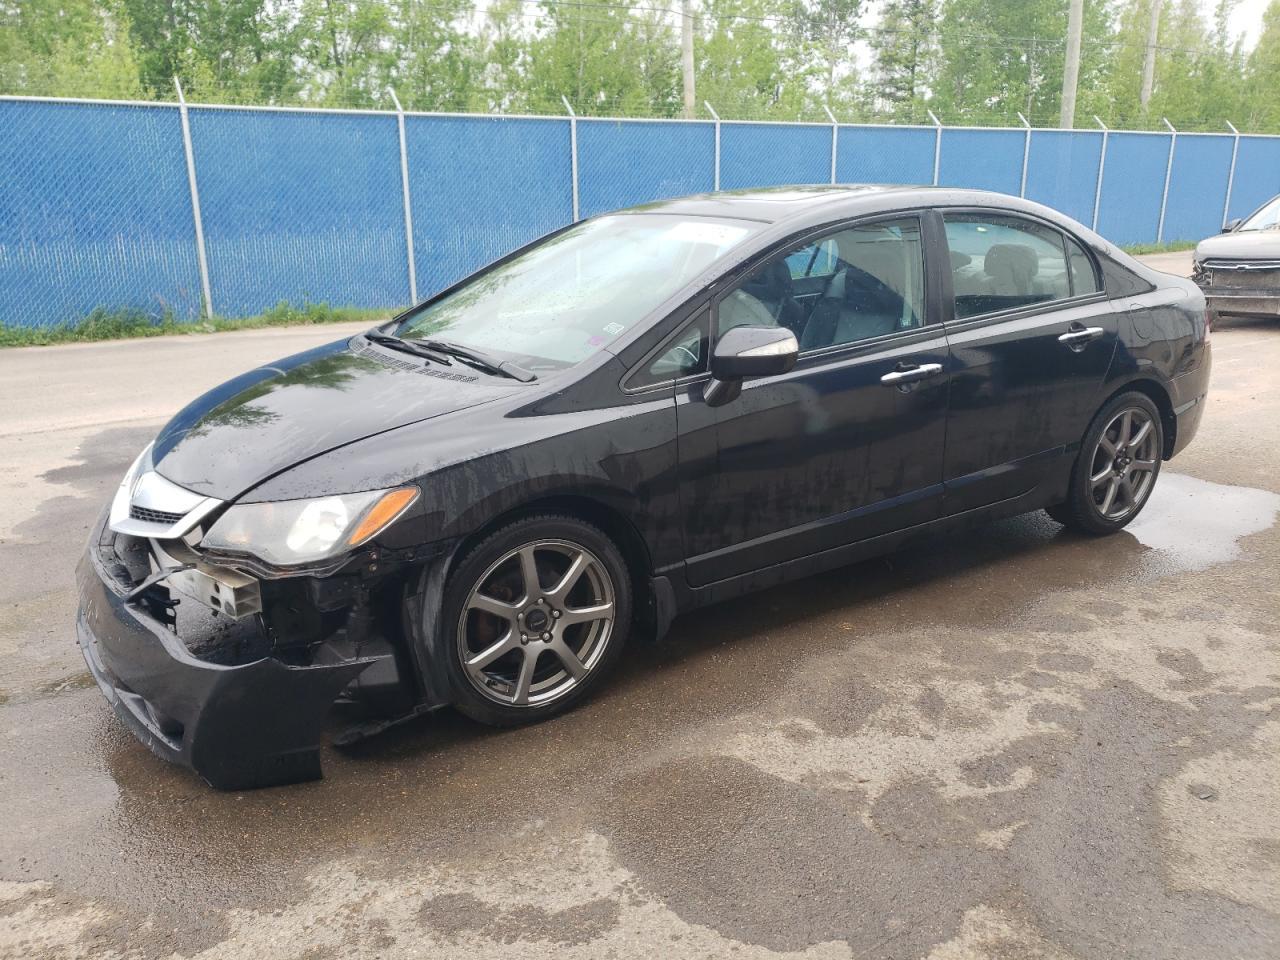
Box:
[1060, 0, 1084, 129]
[1140, 0, 1163, 111]
[681, 0, 696, 119]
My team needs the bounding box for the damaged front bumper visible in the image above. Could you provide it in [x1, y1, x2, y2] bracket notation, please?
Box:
[76, 513, 386, 790]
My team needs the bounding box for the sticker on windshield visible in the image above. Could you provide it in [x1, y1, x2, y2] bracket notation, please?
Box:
[603, 322, 625, 336]
[664, 221, 750, 249]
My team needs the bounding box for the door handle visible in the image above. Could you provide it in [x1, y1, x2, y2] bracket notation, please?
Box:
[1057, 325, 1105, 348]
[880, 362, 943, 386]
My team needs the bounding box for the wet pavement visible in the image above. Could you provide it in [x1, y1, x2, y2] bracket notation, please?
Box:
[1, 296, 1278, 958]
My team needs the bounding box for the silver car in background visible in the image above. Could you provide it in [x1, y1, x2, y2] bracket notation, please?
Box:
[1193, 195, 1280, 323]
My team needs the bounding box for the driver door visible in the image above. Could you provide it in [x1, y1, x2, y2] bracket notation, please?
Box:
[673, 215, 951, 586]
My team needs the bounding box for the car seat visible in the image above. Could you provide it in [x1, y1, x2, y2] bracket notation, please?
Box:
[739, 259, 806, 335]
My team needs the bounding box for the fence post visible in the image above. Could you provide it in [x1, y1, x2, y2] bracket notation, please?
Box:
[561, 96, 580, 222]
[705, 101, 721, 191]
[173, 78, 213, 318]
[1223, 120, 1241, 229]
[388, 89, 418, 304]
[1091, 116, 1109, 233]
[1017, 112, 1031, 198]
[823, 105, 838, 184]
[927, 110, 942, 186]
[1157, 118, 1177, 243]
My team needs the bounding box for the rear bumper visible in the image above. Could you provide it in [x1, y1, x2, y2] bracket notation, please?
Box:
[77, 515, 377, 789]
[1168, 341, 1211, 459]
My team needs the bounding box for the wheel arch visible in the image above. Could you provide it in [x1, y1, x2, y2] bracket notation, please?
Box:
[1099, 377, 1176, 459]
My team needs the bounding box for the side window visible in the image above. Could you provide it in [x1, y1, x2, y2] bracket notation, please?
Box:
[943, 213, 1075, 319]
[717, 217, 926, 353]
[628, 310, 709, 389]
[785, 238, 839, 280]
[1065, 235, 1101, 296]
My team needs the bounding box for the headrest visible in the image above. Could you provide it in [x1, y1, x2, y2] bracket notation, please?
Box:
[984, 243, 1039, 280]
[744, 258, 794, 299]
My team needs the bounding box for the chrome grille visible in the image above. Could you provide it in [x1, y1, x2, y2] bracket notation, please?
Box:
[1205, 261, 1280, 289]
[129, 504, 186, 525]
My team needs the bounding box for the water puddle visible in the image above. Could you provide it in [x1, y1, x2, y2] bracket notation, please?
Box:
[1127, 473, 1280, 571]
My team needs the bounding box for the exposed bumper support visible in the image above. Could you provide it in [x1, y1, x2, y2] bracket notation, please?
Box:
[77, 517, 381, 790]
[1203, 293, 1280, 319]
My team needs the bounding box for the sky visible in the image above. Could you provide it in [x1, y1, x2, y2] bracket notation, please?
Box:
[1218, 0, 1272, 48]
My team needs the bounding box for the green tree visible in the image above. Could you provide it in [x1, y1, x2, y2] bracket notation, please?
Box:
[386, 0, 477, 111]
[1101, 0, 1250, 130]
[118, 0, 295, 102]
[0, 0, 144, 98]
[523, 0, 679, 116]
[867, 0, 939, 122]
[1243, 0, 1280, 129]
[290, 0, 395, 106]
[469, 0, 532, 113]
[931, 0, 1112, 126]
[697, 0, 805, 119]
[786, 0, 863, 114]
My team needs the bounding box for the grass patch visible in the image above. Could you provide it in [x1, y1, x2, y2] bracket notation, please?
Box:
[1122, 240, 1198, 255]
[0, 302, 393, 348]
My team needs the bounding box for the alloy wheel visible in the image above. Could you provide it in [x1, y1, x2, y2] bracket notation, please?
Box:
[1087, 407, 1159, 522]
[457, 539, 616, 707]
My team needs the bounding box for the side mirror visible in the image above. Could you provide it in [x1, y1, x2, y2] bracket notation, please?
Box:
[1224, 218, 1242, 233]
[704, 325, 799, 406]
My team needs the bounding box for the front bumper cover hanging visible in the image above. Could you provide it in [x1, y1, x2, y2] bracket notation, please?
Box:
[76, 514, 382, 790]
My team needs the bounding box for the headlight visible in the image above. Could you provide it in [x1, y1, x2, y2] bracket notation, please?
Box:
[108, 442, 154, 529]
[201, 486, 419, 567]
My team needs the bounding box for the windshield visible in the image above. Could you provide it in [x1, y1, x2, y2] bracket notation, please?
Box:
[394, 214, 756, 372]
[1240, 196, 1280, 231]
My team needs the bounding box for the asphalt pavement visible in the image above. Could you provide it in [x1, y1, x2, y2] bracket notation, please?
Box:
[2, 251, 1278, 959]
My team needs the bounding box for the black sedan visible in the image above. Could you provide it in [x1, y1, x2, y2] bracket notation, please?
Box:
[78, 186, 1211, 789]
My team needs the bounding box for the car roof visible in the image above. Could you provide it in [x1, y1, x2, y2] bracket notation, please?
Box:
[621, 184, 1011, 226]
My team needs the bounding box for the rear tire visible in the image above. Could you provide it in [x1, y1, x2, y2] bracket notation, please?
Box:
[440, 514, 632, 727]
[1047, 391, 1163, 535]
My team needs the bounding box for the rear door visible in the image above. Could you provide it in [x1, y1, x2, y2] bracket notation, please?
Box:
[937, 209, 1119, 513]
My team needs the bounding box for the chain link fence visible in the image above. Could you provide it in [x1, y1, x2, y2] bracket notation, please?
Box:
[3, 94, 1280, 329]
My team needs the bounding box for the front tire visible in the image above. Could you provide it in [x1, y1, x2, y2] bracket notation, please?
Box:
[1047, 391, 1163, 535]
[440, 514, 632, 727]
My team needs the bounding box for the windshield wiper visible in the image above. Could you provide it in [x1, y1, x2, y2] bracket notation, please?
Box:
[413, 339, 537, 382]
[365, 332, 453, 366]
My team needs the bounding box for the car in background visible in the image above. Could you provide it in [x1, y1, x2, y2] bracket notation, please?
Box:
[78, 186, 1211, 790]
[1193, 194, 1280, 323]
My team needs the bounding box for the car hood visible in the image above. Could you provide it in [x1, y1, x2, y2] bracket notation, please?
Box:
[1195, 231, 1280, 261]
[151, 338, 515, 500]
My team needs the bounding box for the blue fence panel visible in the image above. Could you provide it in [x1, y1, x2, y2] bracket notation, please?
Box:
[836, 126, 935, 185]
[1161, 134, 1234, 241]
[0, 100, 201, 327]
[938, 128, 1024, 194]
[1227, 136, 1280, 222]
[1096, 132, 1172, 246]
[190, 107, 406, 317]
[406, 115, 572, 298]
[720, 123, 830, 189]
[578, 119, 714, 218]
[1024, 130, 1103, 226]
[10, 96, 1280, 330]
